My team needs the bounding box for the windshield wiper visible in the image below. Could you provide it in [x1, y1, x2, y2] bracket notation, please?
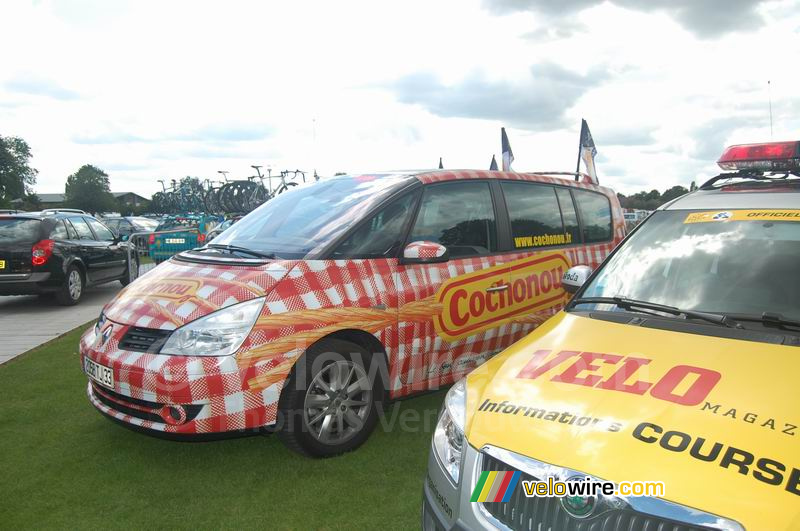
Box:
[572, 296, 735, 328]
[205, 244, 276, 259]
[723, 312, 800, 330]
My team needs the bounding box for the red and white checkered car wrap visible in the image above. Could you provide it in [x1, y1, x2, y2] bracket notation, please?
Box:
[80, 169, 625, 435]
[403, 241, 447, 260]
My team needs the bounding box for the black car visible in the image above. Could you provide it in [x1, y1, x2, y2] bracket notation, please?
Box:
[0, 213, 138, 305]
[103, 216, 160, 251]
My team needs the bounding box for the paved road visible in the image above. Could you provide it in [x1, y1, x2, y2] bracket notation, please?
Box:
[0, 265, 162, 364]
[0, 263, 160, 364]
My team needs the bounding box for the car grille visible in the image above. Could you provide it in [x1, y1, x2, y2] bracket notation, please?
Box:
[119, 326, 172, 353]
[480, 452, 714, 531]
[91, 383, 202, 424]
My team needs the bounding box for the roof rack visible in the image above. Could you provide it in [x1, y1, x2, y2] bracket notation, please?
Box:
[699, 170, 800, 190]
[530, 171, 593, 182]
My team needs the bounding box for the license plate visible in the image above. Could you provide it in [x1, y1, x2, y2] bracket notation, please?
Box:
[165, 238, 185, 244]
[0, 260, 5, 269]
[84, 357, 114, 389]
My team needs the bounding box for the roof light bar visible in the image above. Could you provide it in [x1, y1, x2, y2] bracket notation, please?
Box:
[717, 141, 800, 171]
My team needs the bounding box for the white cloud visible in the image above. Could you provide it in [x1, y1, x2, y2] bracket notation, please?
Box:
[0, 0, 798, 197]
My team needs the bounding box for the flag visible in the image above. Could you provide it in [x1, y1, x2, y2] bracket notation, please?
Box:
[577, 119, 598, 184]
[501, 127, 514, 171]
[489, 154, 498, 170]
[438, 157, 444, 169]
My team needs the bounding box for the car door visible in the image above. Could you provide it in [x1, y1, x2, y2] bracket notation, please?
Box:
[67, 216, 107, 283]
[499, 181, 576, 327]
[392, 180, 512, 393]
[86, 217, 127, 280]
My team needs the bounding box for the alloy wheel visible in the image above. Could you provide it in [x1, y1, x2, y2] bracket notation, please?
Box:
[303, 360, 372, 445]
[69, 270, 82, 300]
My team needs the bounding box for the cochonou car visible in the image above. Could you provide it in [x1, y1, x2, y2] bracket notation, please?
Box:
[422, 142, 800, 531]
[79, 170, 625, 456]
[0, 212, 137, 305]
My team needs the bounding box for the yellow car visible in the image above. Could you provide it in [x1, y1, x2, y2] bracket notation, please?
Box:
[422, 141, 800, 531]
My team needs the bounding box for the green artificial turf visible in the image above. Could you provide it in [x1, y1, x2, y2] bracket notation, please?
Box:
[0, 325, 445, 530]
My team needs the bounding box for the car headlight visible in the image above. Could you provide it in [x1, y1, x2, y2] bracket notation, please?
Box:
[433, 379, 467, 484]
[160, 297, 265, 356]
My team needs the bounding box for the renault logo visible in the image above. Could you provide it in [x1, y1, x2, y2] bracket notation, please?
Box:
[560, 476, 597, 518]
[100, 325, 113, 346]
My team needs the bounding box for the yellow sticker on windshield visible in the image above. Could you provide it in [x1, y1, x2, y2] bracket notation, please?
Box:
[684, 210, 800, 224]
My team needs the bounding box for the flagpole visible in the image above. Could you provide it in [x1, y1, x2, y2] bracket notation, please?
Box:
[575, 120, 583, 180]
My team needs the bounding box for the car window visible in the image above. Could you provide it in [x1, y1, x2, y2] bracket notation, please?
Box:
[50, 220, 69, 240]
[104, 219, 120, 231]
[333, 191, 419, 259]
[64, 220, 79, 240]
[555, 188, 581, 244]
[573, 189, 613, 243]
[409, 181, 497, 258]
[0, 218, 41, 244]
[87, 218, 116, 241]
[502, 182, 571, 249]
[69, 217, 96, 240]
[581, 210, 800, 323]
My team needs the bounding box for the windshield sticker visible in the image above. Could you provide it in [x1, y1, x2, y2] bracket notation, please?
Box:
[684, 210, 800, 224]
[514, 233, 573, 248]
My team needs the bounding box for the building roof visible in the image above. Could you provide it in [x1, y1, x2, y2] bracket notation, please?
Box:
[112, 192, 150, 200]
[37, 193, 66, 202]
[30, 191, 150, 202]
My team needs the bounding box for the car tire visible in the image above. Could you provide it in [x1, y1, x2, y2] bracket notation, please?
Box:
[119, 257, 139, 286]
[55, 265, 84, 306]
[277, 338, 385, 458]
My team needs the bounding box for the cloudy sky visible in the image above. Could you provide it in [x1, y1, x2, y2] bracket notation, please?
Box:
[2, 0, 799, 197]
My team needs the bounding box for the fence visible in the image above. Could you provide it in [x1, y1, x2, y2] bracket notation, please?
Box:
[125, 228, 205, 279]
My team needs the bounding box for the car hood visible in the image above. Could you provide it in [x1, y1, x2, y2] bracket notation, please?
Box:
[465, 312, 799, 530]
[102, 258, 297, 329]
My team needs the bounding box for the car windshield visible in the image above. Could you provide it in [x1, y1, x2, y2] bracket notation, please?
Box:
[579, 209, 800, 321]
[157, 218, 198, 231]
[211, 174, 413, 258]
[0, 218, 41, 244]
[131, 218, 159, 230]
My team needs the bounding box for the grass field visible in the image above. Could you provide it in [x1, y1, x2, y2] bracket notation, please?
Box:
[0, 325, 445, 530]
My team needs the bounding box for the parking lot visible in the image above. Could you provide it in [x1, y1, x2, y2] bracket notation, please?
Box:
[0, 262, 156, 365]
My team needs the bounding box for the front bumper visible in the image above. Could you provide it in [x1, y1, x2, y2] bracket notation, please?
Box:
[79, 320, 286, 436]
[0, 272, 54, 295]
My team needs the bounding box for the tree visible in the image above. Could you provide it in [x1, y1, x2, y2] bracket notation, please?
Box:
[0, 135, 38, 207]
[18, 193, 41, 212]
[65, 164, 116, 214]
[661, 185, 689, 203]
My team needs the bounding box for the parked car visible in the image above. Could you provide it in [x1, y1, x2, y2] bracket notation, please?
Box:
[148, 214, 220, 263]
[79, 169, 625, 456]
[422, 141, 800, 531]
[103, 216, 160, 251]
[204, 216, 242, 243]
[0, 212, 138, 305]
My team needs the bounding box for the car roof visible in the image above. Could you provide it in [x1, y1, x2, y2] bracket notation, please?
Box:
[663, 180, 800, 211]
[349, 169, 615, 196]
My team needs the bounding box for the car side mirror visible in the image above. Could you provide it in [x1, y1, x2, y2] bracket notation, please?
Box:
[121, 234, 129, 242]
[401, 241, 449, 264]
[562, 265, 593, 294]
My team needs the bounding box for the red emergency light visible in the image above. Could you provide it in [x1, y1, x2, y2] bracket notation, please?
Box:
[717, 141, 800, 171]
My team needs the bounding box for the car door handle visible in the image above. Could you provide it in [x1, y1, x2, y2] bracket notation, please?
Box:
[485, 284, 510, 292]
